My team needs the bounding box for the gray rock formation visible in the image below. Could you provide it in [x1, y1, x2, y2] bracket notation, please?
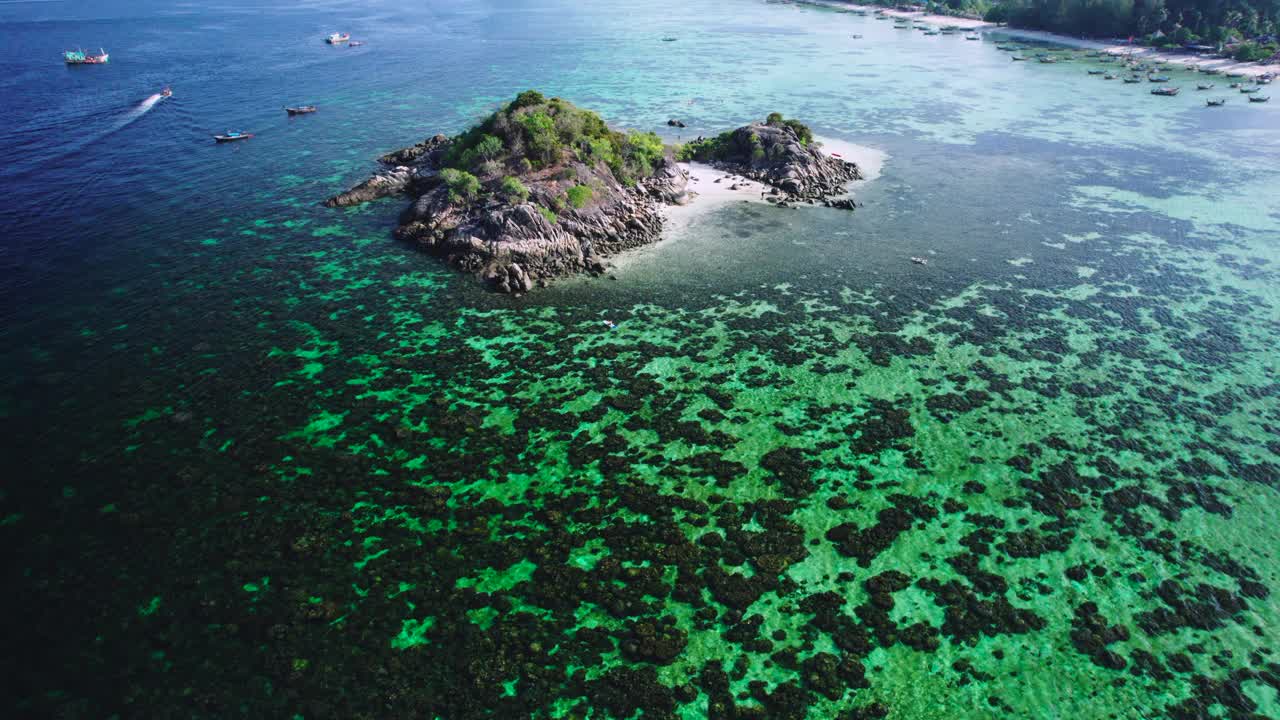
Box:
[327, 135, 688, 292]
[684, 121, 862, 202]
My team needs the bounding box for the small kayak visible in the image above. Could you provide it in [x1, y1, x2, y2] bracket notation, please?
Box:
[285, 105, 317, 114]
[214, 131, 253, 143]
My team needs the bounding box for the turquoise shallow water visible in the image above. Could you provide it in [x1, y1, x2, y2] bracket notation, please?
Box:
[2, 0, 1279, 718]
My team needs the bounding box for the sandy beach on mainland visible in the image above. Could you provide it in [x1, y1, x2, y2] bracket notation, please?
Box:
[809, 1, 1280, 78]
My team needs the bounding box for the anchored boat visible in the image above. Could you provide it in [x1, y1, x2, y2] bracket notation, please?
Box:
[1249, 95, 1270, 103]
[64, 48, 109, 65]
[1151, 87, 1180, 96]
[1206, 99, 1226, 106]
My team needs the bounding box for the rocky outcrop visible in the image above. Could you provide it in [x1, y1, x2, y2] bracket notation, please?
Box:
[683, 120, 862, 202]
[328, 137, 687, 292]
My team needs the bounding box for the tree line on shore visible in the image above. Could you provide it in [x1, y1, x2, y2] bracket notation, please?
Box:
[853, 1, 1280, 60]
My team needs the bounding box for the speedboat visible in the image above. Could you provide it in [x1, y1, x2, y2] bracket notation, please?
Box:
[326, 32, 350, 44]
[161, 86, 173, 97]
[214, 131, 253, 142]
[285, 105, 317, 114]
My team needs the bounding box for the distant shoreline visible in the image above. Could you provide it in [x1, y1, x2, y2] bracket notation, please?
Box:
[802, 0, 1280, 78]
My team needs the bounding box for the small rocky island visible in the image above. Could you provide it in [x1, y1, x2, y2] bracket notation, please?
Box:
[326, 91, 861, 292]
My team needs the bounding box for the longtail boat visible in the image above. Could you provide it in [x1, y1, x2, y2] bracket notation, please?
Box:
[1249, 95, 1270, 103]
[1151, 87, 1180, 96]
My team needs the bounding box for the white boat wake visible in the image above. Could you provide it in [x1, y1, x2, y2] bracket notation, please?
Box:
[111, 91, 166, 131]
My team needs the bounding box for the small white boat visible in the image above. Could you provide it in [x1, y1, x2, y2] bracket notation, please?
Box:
[910, 257, 928, 265]
[326, 32, 350, 44]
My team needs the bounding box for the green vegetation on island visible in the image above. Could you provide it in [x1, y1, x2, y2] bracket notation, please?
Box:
[441, 90, 668, 189]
